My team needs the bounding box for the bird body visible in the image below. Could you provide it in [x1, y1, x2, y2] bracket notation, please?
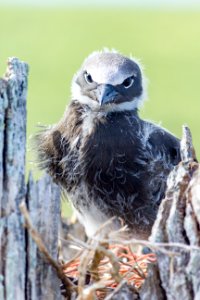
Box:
[36, 50, 180, 238]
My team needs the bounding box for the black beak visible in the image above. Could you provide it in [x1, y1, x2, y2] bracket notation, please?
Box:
[97, 84, 119, 106]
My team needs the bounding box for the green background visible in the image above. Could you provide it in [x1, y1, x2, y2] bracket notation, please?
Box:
[0, 8, 199, 214]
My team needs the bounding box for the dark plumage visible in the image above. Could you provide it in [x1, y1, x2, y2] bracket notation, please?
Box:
[36, 50, 180, 239]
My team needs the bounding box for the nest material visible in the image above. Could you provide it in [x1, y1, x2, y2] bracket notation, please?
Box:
[62, 241, 156, 299]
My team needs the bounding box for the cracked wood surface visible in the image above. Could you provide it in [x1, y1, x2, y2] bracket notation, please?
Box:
[140, 127, 200, 300]
[0, 58, 62, 300]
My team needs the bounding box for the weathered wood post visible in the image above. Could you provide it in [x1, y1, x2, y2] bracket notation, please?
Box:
[0, 58, 63, 300]
[0, 58, 28, 300]
[140, 127, 200, 300]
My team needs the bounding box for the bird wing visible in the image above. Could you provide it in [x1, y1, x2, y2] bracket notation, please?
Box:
[139, 120, 181, 205]
[143, 121, 181, 165]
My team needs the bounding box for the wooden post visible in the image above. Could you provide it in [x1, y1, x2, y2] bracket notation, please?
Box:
[0, 58, 28, 300]
[26, 173, 62, 300]
[140, 127, 200, 300]
[0, 58, 63, 300]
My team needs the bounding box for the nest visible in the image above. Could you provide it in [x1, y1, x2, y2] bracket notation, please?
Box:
[61, 224, 156, 299]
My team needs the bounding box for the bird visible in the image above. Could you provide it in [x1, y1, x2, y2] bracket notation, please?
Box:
[36, 49, 181, 239]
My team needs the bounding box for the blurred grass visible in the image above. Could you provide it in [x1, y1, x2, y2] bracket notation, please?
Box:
[0, 7, 200, 215]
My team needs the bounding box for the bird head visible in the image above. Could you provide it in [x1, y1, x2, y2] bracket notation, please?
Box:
[71, 49, 147, 113]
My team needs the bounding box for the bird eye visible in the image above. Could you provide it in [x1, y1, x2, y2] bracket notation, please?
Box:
[84, 72, 93, 84]
[122, 76, 134, 89]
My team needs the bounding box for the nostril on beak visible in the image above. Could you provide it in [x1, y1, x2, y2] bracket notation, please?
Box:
[98, 84, 119, 106]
